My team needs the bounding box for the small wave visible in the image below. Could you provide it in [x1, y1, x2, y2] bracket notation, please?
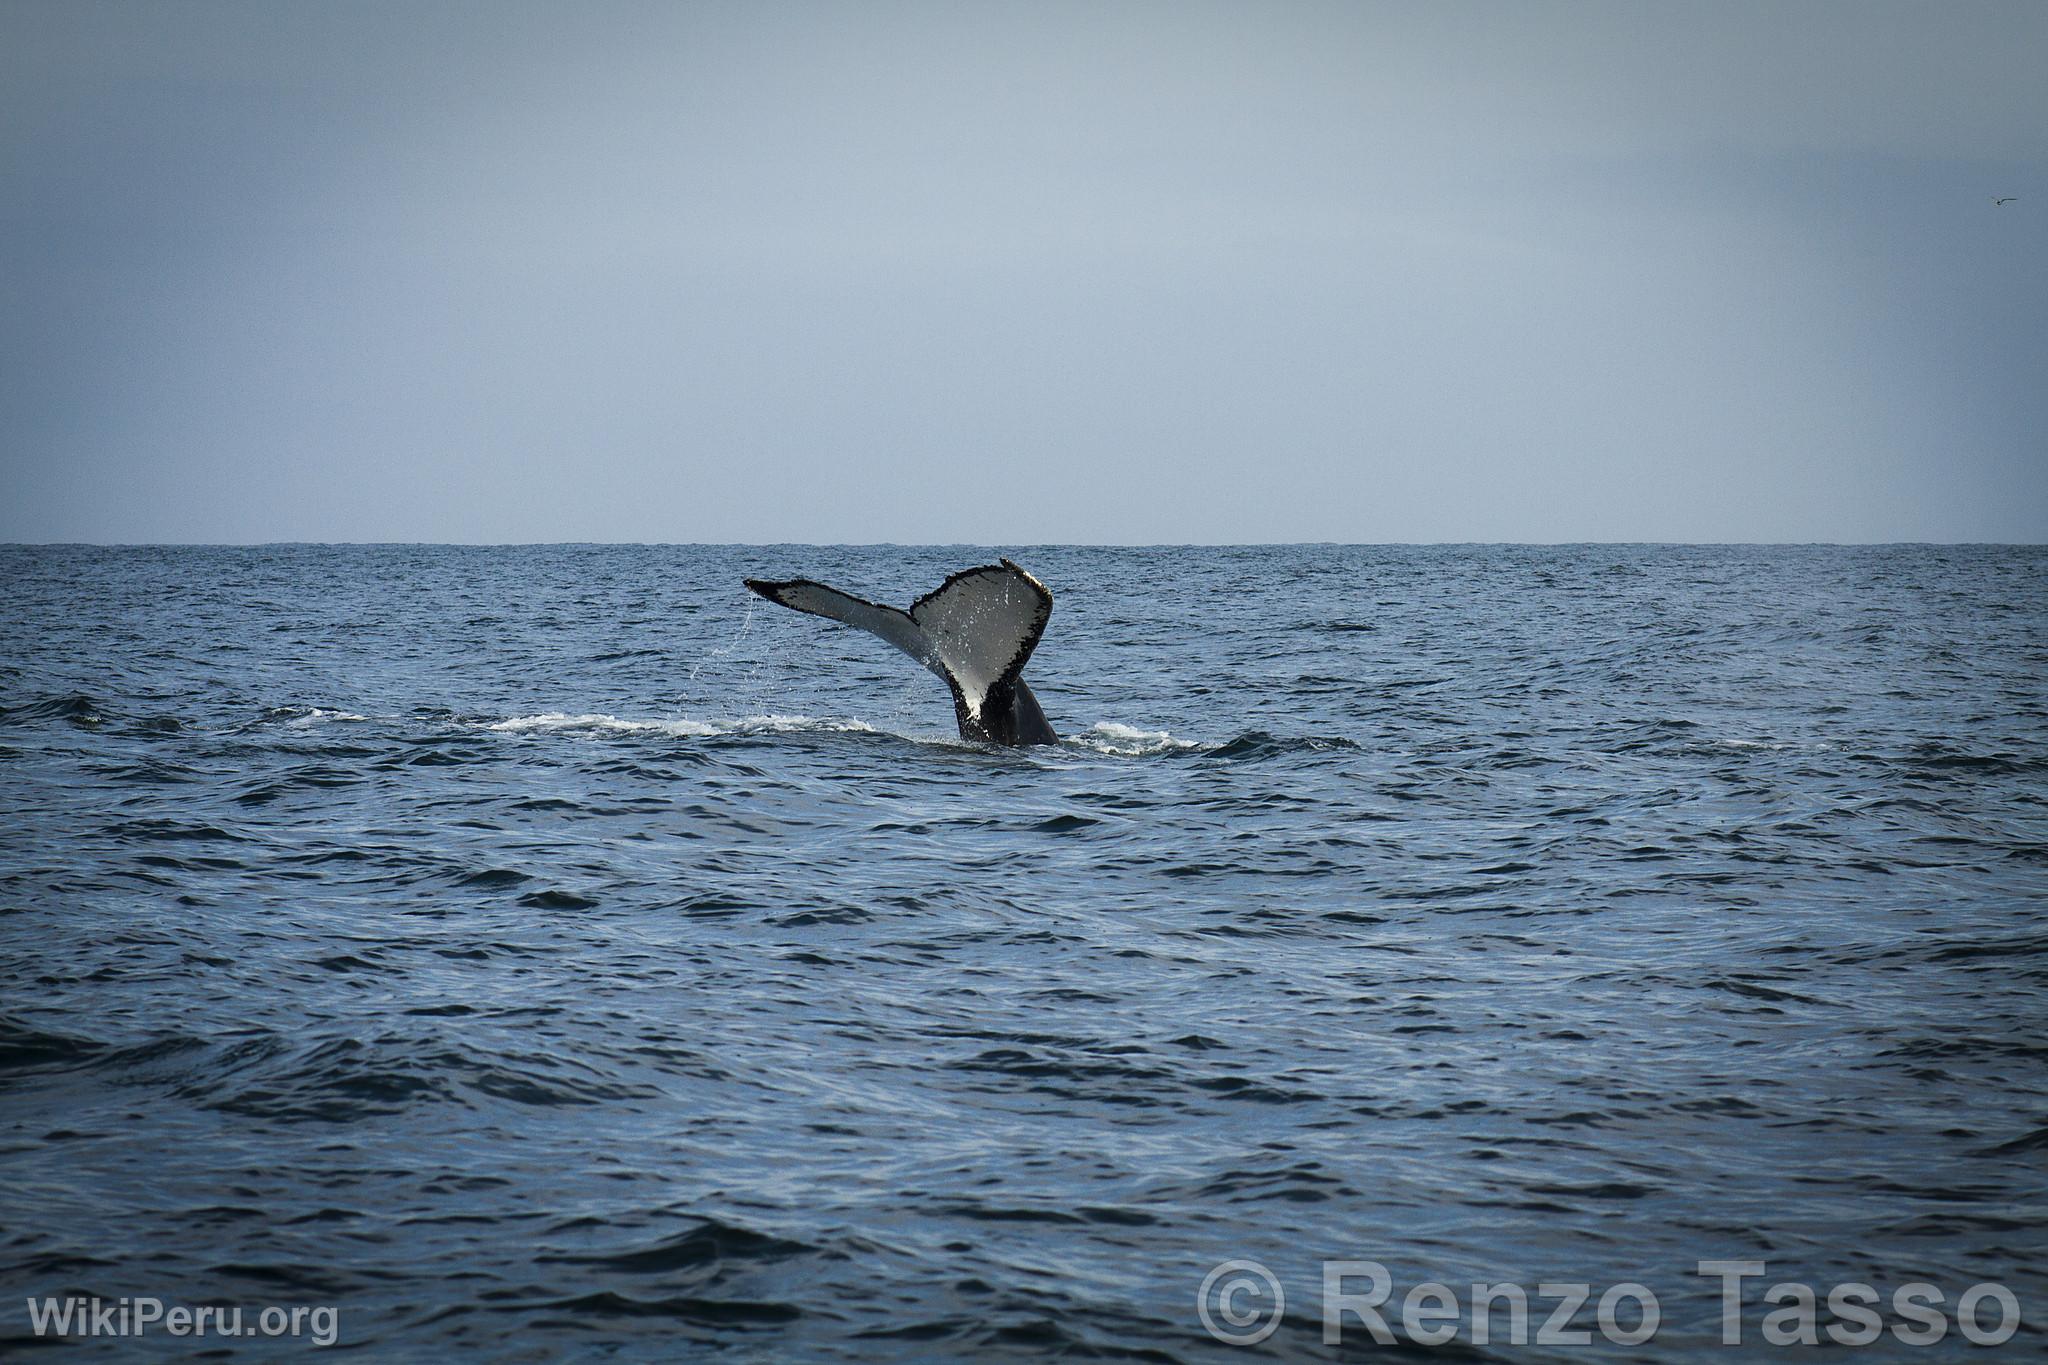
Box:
[488, 712, 721, 737]
[1068, 722, 1200, 756]
[243, 706, 372, 730]
[539, 1217, 816, 1274]
[1204, 730, 1359, 761]
[0, 1017, 107, 1074]
[290, 708, 370, 727]
[1897, 745, 2038, 776]
[1680, 735, 1839, 758]
[729, 713, 881, 736]
[0, 692, 107, 727]
[485, 712, 877, 739]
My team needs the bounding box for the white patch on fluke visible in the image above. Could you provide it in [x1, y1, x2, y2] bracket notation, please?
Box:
[905, 566, 1049, 722]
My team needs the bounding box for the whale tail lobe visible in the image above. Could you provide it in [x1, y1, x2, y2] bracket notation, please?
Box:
[744, 559, 1057, 745]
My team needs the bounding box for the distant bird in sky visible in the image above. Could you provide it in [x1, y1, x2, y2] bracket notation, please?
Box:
[1993, 197, 2017, 205]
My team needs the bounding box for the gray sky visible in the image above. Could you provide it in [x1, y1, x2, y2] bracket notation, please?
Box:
[3, 0, 2043, 543]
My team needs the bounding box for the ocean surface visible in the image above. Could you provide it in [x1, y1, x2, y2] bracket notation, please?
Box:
[2, 543, 2044, 1360]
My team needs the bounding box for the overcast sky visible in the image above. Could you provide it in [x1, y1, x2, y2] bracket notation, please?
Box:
[3, 0, 2043, 543]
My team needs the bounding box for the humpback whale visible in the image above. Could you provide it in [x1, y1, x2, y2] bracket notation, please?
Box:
[744, 559, 1058, 746]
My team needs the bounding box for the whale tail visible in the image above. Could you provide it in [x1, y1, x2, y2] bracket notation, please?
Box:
[744, 559, 1058, 746]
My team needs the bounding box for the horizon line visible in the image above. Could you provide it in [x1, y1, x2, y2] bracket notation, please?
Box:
[4, 539, 2045, 550]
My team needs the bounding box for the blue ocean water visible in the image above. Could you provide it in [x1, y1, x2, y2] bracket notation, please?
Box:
[1, 543, 2043, 1359]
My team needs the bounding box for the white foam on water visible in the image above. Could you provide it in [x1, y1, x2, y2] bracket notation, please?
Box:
[734, 713, 880, 735]
[486, 712, 721, 737]
[485, 712, 879, 738]
[1071, 721, 1201, 756]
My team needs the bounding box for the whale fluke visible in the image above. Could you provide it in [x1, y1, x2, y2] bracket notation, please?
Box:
[744, 559, 1058, 746]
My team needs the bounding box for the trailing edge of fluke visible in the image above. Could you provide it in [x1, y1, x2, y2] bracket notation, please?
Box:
[743, 559, 1059, 746]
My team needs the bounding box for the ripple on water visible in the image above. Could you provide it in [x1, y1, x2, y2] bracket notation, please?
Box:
[0, 544, 2043, 1358]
